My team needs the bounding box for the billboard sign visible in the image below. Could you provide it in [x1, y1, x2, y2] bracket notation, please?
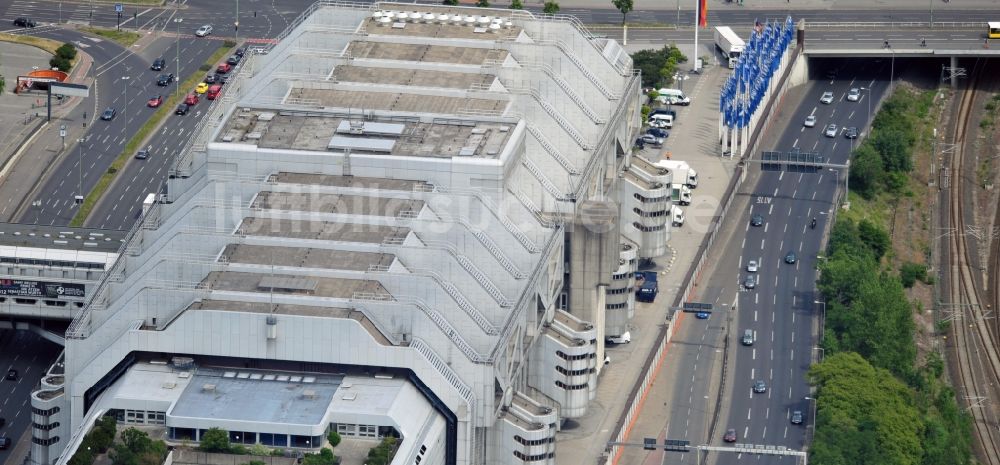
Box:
[0, 279, 86, 299]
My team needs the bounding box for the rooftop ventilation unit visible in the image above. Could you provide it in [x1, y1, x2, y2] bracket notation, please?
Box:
[302, 389, 317, 399]
[202, 384, 217, 392]
[348, 120, 365, 134]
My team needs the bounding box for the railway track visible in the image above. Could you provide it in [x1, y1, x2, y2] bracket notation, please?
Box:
[948, 58, 1000, 465]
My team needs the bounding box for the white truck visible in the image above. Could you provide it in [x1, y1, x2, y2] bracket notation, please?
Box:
[655, 160, 699, 188]
[671, 184, 692, 206]
[671, 205, 685, 227]
[714, 26, 745, 69]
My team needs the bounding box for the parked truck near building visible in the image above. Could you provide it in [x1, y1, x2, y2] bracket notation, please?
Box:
[671, 205, 685, 227]
[655, 160, 699, 188]
[671, 184, 692, 206]
[714, 26, 745, 69]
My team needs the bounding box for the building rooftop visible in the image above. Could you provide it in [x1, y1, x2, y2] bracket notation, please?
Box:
[201, 271, 391, 300]
[237, 217, 410, 244]
[0, 223, 124, 253]
[170, 369, 343, 427]
[346, 41, 508, 65]
[220, 244, 395, 272]
[268, 173, 431, 192]
[251, 192, 424, 218]
[331, 65, 496, 90]
[217, 111, 514, 159]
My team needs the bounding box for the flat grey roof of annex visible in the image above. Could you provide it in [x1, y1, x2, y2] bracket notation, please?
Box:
[170, 369, 342, 426]
[0, 223, 124, 252]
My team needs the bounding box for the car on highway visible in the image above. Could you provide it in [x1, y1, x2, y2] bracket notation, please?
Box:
[206, 84, 222, 100]
[195, 24, 213, 37]
[844, 127, 859, 139]
[134, 146, 151, 160]
[791, 410, 803, 424]
[723, 429, 737, 443]
[216, 63, 233, 74]
[100, 107, 117, 121]
[743, 274, 756, 289]
[151, 57, 165, 71]
[820, 91, 834, 104]
[220, 74, 232, 84]
[184, 93, 199, 106]
[13, 17, 36, 27]
[803, 115, 816, 127]
[147, 95, 163, 108]
[175, 103, 190, 115]
[6, 369, 17, 380]
[0, 436, 10, 450]
[204, 74, 218, 84]
[235, 47, 246, 58]
[753, 380, 767, 393]
[746, 260, 758, 272]
[226, 54, 241, 66]
[784, 251, 797, 264]
[824, 123, 838, 138]
[195, 82, 209, 94]
[750, 214, 764, 227]
[639, 134, 664, 147]
[695, 311, 710, 319]
[847, 88, 861, 102]
[156, 73, 175, 86]
[741, 329, 754, 346]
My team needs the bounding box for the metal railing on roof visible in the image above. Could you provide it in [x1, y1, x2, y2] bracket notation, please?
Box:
[409, 336, 477, 405]
[522, 158, 570, 201]
[525, 124, 580, 175]
[421, 239, 513, 308]
[524, 62, 607, 124]
[406, 267, 499, 335]
[573, 71, 640, 202]
[424, 185, 541, 253]
[527, 38, 618, 100]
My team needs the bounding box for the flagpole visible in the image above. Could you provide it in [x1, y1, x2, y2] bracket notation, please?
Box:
[693, 0, 700, 72]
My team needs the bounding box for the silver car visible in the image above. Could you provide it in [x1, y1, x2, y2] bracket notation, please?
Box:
[803, 115, 816, 127]
[847, 88, 860, 102]
[746, 260, 758, 272]
[824, 123, 838, 138]
[195, 24, 213, 37]
[820, 91, 834, 104]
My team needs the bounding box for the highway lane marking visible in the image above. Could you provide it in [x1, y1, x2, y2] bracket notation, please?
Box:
[799, 242, 804, 252]
[760, 239, 764, 250]
[818, 174, 823, 183]
[774, 275, 778, 287]
[742, 237, 746, 248]
[812, 191, 817, 200]
[755, 294, 758, 305]
[798, 173, 803, 182]
[778, 171, 784, 181]
[771, 312, 774, 323]
[768, 204, 773, 215]
[812, 140, 818, 151]
[773, 187, 778, 197]
[783, 223, 787, 233]
[794, 276, 798, 287]
[849, 110, 856, 119]
[791, 332, 795, 343]
[784, 426, 788, 439]
[787, 207, 792, 216]
[788, 386, 793, 399]
[832, 142, 838, 152]
[764, 223, 768, 233]
[743, 426, 749, 439]
[772, 295, 776, 305]
[762, 426, 767, 437]
[766, 407, 770, 420]
[779, 240, 783, 250]
[752, 348, 755, 360]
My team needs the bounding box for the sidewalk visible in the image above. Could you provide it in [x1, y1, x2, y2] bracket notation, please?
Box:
[555, 56, 738, 465]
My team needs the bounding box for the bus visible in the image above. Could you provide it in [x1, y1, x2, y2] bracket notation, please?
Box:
[989, 22, 1000, 39]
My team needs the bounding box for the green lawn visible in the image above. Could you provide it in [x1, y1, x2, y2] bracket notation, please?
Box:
[79, 27, 142, 47]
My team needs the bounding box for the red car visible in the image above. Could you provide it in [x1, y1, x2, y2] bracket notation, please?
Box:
[147, 95, 163, 108]
[723, 428, 737, 443]
[216, 63, 232, 74]
[184, 93, 199, 106]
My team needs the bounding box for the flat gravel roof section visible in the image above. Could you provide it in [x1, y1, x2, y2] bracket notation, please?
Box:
[238, 217, 410, 244]
[286, 88, 507, 116]
[252, 192, 424, 217]
[346, 41, 506, 65]
[202, 271, 392, 300]
[330, 65, 496, 90]
[268, 173, 430, 192]
[170, 370, 342, 426]
[220, 244, 394, 271]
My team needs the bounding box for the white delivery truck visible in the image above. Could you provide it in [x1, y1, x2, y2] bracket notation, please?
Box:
[655, 88, 691, 106]
[714, 26, 745, 69]
[671, 184, 692, 206]
[655, 160, 699, 188]
[142, 193, 157, 216]
[648, 113, 673, 129]
[671, 205, 685, 227]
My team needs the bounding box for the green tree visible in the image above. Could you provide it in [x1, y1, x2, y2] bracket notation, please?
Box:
[56, 43, 77, 60]
[49, 56, 71, 72]
[542, 1, 560, 13]
[849, 144, 884, 198]
[120, 428, 152, 454]
[327, 431, 341, 448]
[302, 448, 336, 465]
[857, 219, 890, 260]
[69, 444, 95, 465]
[631, 46, 687, 89]
[442, 0, 459, 5]
[366, 437, 398, 465]
[199, 428, 231, 453]
[809, 352, 925, 465]
[611, 0, 633, 26]
[509, 0, 524, 8]
[476, 0, 490, 6]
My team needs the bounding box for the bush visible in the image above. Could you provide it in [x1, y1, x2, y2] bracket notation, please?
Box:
[249, 444, 272, 456]
[69, 445, 95, 465]
[327, 431, 341, 448]
[56, 43, 77, 60]
[508, 0, 523, 8]
[900, 262, 928, 288]
[230, 445, 249, 455]
[542, 1, 560, 13]
[442, 0, 458, 4]
[199, 428, 231, 453]
[366, 438, 398, 465]
[199, 64, 212, 72]
[270, 449, 285, 457]
[50, 56, 71, 71]
[244, 461, 266, 465]
[640, 105, 650, 121]
[223, 40, 237, 48]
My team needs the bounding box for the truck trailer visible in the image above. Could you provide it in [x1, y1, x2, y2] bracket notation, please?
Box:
[655, 160, 699, 188]
[714, 26, 745, 69]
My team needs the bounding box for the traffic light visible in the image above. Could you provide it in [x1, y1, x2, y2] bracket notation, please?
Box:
[663, 439, 690, 452]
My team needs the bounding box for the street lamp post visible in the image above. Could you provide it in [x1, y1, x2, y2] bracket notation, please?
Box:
[813, 300, 827, 346]
[860, 87, 871, 126]
[77, 137, 85, 205]
[174, 18, 182, 97]
[804, 395, 819, 444]
[121, 75, 131, 129]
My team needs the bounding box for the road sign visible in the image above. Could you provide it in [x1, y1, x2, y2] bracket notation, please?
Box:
[115, 3, 123, 12]
[59, 125, 66, 137]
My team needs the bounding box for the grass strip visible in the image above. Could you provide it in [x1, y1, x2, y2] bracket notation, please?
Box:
[79, 27, 142, 47]
[70, 45, 231, 227]
[82, 0, 163, 6]
[0, 33, 80, 68]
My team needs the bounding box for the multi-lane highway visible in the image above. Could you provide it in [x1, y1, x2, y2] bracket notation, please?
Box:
[719, 59, 891, 462]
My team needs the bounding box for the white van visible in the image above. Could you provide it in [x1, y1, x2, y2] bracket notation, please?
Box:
[648, 113, 673, 129]
[671, 205, 685, 227]
[656, 88, 691, 106]
[606, 331, 632, 344]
